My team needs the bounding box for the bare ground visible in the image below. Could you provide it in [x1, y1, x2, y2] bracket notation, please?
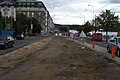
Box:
[0, 36, 120, 80]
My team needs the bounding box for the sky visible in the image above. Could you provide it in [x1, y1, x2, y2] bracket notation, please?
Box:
[38, 0, 120, 25]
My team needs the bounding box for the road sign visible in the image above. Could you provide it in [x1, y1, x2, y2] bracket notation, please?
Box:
[79, 31, 86, 38]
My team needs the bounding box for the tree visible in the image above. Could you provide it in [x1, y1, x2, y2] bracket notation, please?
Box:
[0, 12, 2, 18]
[0, 12, 5, 29]
[59, 26, 68, 32]
[14, 13, 28, 35]
[31, 18, 42, 34]
[14, 21, 23, 35]
[96, 9, 119, 42]
[81, 21, 92, 33]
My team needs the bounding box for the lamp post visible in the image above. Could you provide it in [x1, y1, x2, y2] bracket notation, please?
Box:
[80, 14, 85, 24]
[66, 14, 69, 24]
[88, 5, 95, 34]
[88, 5, 94, 26]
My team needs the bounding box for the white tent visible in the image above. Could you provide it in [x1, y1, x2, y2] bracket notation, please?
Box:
[88, 31, 118, 36]
[69, 30, 79, 34]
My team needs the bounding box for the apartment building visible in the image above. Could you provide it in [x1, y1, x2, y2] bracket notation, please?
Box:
[0, 0, 54, 34]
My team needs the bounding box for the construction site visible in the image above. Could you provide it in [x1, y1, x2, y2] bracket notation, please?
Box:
[0, 36, 120, 80]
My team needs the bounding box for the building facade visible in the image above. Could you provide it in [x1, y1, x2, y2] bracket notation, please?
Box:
[0, 0, 54, 34]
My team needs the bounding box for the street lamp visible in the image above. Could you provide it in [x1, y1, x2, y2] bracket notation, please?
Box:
[66, 14, 69, 24]
[88, 4, 95, 34]
[80, 14, 85, 24]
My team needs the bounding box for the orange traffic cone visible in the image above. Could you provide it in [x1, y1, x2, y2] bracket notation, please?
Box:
[92, 41, 96, 49]
[81, 42, 85, 49]
[112, 46, 116, 60]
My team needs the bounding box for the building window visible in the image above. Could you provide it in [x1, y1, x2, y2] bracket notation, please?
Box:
[38, 3, 42, 5]
[0, 7, 2, 11]
[39, 19, 40, 21]
[3, 6, 9, 16]
[39, 12, 41, 16]
[31, 3, 35, 5]
[23, 2, 26, 5]
[32, 12, 34, 17]
[18, 3, 22, 5]
[19, 12, 21, 14]
[4, 11, 8, 16]
[27, 12, 30, 17]
[11, 11, 14, 16]
[27, 3, 30, 5]
[11, 6, 14, 10]
[23, 12, 26, 15]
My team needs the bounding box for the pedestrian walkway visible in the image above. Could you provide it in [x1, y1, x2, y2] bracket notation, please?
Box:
[72, 38, 120, 65]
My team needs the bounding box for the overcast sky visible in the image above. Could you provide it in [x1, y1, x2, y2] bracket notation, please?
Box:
[38, 0, 120, 25]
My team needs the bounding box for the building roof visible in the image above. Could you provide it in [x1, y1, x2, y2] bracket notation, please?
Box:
[0, 0, 17, 2]
[17, 0, 38, 2]
[0, 0, 48, 12]
[0, 0, 17, 5]
[0, 0, 40, 3]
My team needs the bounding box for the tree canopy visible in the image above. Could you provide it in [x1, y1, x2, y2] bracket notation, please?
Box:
[95, 9, 120, 42]
[14, 13, 42, 36]
[96, 10, 119, 32]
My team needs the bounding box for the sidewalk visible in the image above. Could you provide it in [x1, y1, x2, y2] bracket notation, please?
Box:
[73, 38, 120, 65]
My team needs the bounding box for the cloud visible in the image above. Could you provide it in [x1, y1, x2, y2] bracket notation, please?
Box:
[108, 0, 120, 3]
[38, 0, 120, 25]
[100, 0, 120, 4]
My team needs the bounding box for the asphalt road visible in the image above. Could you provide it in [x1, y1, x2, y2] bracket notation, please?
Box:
[0, 35, 51, 55]
[0, 36, 108, 55]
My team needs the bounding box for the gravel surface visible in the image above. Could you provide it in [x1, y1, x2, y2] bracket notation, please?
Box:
[0, 36, 120, 80]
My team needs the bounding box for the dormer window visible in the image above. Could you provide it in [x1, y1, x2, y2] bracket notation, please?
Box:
[32, 12, 34, 17]
[18, 3, 22, 5]
[23, 2, 26, 5]
[38, 3, 42, 5]
[0, 7, 2, 11]
[31, 3, 35, 5]
[3, 6, 9, 16]
[27, 3, 30, 5]
[0, 1, 12, 5]
[11, 6, 14, 10]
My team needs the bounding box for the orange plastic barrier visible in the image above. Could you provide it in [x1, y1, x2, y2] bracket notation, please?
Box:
[81, 41, 86, 49]
[82, 42, 84, 46]
[112, 46, 116, 59]
[92, 41, 95, 49]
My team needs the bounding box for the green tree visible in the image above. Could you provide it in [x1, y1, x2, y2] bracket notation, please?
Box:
[59, 26, 68, 32]
[0, 12, 2, 19]
[14, 21, 23, 35]
[96, 9, 119, 42]
[0, 12, 6, 29]
[31, 18, 42, 34]
[14, 13, 28, 35]
[81, 21, 92, 33]
[12, 13, 43, 36]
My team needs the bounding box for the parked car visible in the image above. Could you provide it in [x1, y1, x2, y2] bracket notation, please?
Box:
[107, 37, 120, 57]
[0, 35, 15, 49]
[16, 34, 24, 40]
[92, 33, 103, 41]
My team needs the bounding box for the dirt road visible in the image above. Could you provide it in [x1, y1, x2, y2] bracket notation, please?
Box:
[0, 36, 120, 80]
